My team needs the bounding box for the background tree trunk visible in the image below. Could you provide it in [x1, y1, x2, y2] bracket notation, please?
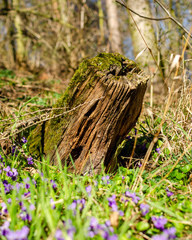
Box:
[126, 0, 160, 88]
[106, 0, 122, 54]
[12, 0, 25, 65]
[97, 0, 105, 45]
[29, 53, 148, 175]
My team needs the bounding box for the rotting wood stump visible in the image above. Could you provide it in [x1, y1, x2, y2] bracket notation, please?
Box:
[28, 53, 148, 174]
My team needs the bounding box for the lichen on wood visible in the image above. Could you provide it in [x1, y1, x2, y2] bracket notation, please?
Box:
[28, 52, 148, 174]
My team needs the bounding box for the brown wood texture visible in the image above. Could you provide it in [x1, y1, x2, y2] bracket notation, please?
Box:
[29, 53, 148, 174]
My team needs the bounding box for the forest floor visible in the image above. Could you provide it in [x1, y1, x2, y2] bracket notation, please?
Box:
[0, 68, 192, 240]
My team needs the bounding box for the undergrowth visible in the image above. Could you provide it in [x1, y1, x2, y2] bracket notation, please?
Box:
[0, 68, 192, 240]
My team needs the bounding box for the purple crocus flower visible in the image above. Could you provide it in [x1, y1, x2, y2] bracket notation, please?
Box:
[88, 217, 100, 237]
[3, 166, 11, 172]
[11, 168, 18, 181]
[66, 224, 76, 239]
[152, 234, 168, 240]
[163, 227, 176, 239]
[1, 202, 8, 215]
[156, 148, 161, 154]
[55, 229, 65, 240]
[85, 185, 92, 195]
[12, 145, 18, 156]
[108, 195, 118, 212]
[88, 217, 116, 239]
[5, 226, 29, 240]
[151, 216, 167, 231]
[101, 175, 110, 184]
[22, 137, 27, 144]
[20, 211, 32, 221]
[50, 198, 56, 209]
[68, 199, 85, 215]
[0, 221, 10, 236]
[166, 188, 174, 197]
[29, 204, 35, 211]
[2, 180, 13, 194]
[125, 191, 140, 204]
[50, 180, 57, 189]
[27, 157, 33, 165]
[68, 201, 77, 211]
[140, 203, 150, 216]
[108, 235, 118, 240]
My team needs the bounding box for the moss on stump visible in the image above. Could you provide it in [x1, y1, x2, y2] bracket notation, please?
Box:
[28, 53, 148, 174]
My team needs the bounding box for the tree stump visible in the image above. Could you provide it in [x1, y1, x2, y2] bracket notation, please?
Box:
[28, 53, 148, 174]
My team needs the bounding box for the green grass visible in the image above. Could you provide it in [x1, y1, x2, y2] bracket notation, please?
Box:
[0, 68, 192, 240]
[0, 122, 191, 240]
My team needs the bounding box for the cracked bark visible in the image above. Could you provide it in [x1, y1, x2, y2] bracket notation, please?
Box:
[29, 53, 148, 175]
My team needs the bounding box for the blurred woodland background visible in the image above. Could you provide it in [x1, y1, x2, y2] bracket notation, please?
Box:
[0, 0, 191, 93]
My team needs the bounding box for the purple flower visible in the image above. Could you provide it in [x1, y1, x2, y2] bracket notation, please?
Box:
[24, 191, 31, 197]
[25, 183, 30, 189]
[118, 210, 124, 216]
[55, 220, 76, 240]
[156, 148, 161, 154]
[12, 145, 18, 156]
[94, 180, 98, 186]
[68, 201, 77, 211]
[88, 217, 100, 237]
[1, 202, 8, 215]
[101, 175, 110, 184]
[29, 204, 35, 211]
[163, 227, 176, 239]
[125, 191, 140, 204]
[166, 188, 173, 197]
[11, 168, 18, 181]
[108, 195, 118, 212]
[20, 211, 32, 221]
[0, 221, 10, 236]
[22, 137, 27, 144]
[50, 180, 57, 189]
[3, 166, 11, 172]
[140, 203, 150, 216]
[6, 225, 29, 240]
[152, 234, 168, 240]
[152, 228, 176, 240]
[77, 198, 85, 211]
[122, 176, 125, 180]
[108, 235, 118, 240]
[4, 167, 18, 181]
[85, 185, 92, 195]
[87, 217, 115, 239]
[65, 221, 76, 239]
[151, 216, 167, 231]
[15, 182, 21, 192]
[2, 181, 13, 194]
[68, 199, 85, 215]
[50, 198, 56, 209]
[27, 157, 33, 165]
[55, 229, 65, 240]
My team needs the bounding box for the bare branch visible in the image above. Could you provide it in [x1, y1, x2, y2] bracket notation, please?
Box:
[154, 0, 192, 39]
[116, 0, 192, 39]
[116, 0, 169, 21]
